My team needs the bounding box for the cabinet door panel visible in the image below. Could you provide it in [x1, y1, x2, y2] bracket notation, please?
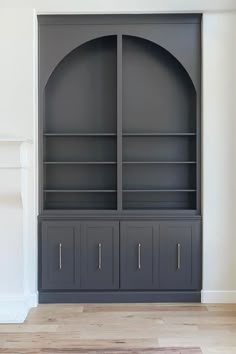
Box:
[160, 221, 201, 290]
[120, 222, 159, 289]
[81, 221, 119, 289]
[41, 221, 81, 290]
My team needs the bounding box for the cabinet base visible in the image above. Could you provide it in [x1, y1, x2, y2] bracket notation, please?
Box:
[39, 291, 201, 303]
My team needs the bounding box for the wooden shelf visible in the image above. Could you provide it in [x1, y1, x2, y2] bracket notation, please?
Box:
[44, 133, 116, 137]
[44, 190, 116, 193]
[123, 189, 196, 193]
[123, 161, 196, 164]
[44, 161, 117, 165]
[123, 133, 196, 137]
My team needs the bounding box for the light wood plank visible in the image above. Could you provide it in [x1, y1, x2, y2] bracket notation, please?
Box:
[2, 304, 236, 352]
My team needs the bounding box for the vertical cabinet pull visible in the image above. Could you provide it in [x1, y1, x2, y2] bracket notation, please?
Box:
[59, 243, 62, 270]
[98, 243, 102, 270]
[138, 243, 141, 270]
[177, 243, 181, 270]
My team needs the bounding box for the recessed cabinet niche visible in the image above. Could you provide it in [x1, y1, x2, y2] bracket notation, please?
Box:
[39, 15, 202, 303]
[43, 36, 117, 210]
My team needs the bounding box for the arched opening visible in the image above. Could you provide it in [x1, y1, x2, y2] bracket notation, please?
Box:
[45, 35, 117, 134]
[43, 34, 197, 210]
[122, 35, 196, 133]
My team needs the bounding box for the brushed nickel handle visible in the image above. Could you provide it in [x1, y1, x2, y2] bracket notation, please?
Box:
[138, 243, 141, 270]
[59, 243, 62, 270]
[177, 243, 181, 270]
[98, 243, 102, 270]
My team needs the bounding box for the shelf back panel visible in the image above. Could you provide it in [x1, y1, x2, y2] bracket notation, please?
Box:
[45, 36, 117, 134]
[45, 165, 117, 190]
[122, 35, 196, 134]
[123, 136, 196, 162]
[123, 191, 196, 210]
[123, 164, 196, 190]
[45, 192, 117, 210]
[45, 136, 117, 163]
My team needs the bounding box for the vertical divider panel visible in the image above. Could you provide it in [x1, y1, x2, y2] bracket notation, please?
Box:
[117, 34, 123, 210]
[196, 87, 201, 213]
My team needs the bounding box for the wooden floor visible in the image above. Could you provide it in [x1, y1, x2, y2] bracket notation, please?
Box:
[1, 304, 236, 353]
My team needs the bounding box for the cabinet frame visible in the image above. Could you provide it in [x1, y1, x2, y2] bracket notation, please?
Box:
[38, 14, 202, 303]
[39, 220, 81, 290]
[39, 218, 202, 302]
[81, 221, 120, 290]
[120, 221, 160, 290]
[159, 221, 202, 290]
[38, 14, 201, 216]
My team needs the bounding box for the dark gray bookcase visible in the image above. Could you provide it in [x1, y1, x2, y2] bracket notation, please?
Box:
[38, 14, 202, 303]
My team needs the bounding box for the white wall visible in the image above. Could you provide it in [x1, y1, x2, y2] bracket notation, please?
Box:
[0, 0, 235, 12]
[0, 2, 236, 322]
[202, 13, 236, 302]
[0, 8, 37, 322]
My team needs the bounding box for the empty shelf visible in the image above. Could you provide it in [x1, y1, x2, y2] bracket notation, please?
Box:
[123, 189, 197, 193]
[44, 133, 116, 137]
[44, 161, 117, 164]
[123, 161, 196, 164]
[44, 189, 116, 193]
[123, 133, 196, 136]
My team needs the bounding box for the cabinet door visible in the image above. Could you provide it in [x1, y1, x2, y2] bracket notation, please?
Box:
[81, 221, 119, 289]
[160, 221, 201, 290]
[41, 221, 81, 290]
[120, 222, 159, 290]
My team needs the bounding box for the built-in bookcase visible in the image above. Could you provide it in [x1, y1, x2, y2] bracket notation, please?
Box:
[38, 14, 202, 303]
[41, 27, 200, 213]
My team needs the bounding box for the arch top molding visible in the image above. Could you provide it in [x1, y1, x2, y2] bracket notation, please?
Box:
[45, 34, 197, 92]
[39, 15, 201, 91]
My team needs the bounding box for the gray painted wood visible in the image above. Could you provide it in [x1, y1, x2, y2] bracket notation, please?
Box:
[39, 219, 202, 297]
[117, 34, 123, 210]
[120, 221, 160, 289]
[122, 35, 196, 134]
[41, 221, 81, 290]
[159, 221, 202, 290]
[81, 221, 119, 289]
[38, 14, 202, 302]
[39, 290, 201, 303]
[38, 15, 201, 214]
[38, 15, 200, 89]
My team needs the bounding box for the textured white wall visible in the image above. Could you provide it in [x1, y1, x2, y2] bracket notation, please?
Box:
[0, 2, 235, 322]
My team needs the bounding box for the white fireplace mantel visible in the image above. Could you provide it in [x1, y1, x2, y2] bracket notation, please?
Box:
[0, 2, 236, 322]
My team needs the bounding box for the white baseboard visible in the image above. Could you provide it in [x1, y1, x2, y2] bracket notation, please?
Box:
[201, 290, 236, 303]
[0, 292, 38, 323]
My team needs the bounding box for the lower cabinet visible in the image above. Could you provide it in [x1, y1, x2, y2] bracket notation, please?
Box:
[159, 221, 202, 290]
[39, 219, 202, 295]
[41, 221, 81, 290]
[120, 222, 159, 289]
[40, 220, 119, 290]
[81, 221, 119, 289]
